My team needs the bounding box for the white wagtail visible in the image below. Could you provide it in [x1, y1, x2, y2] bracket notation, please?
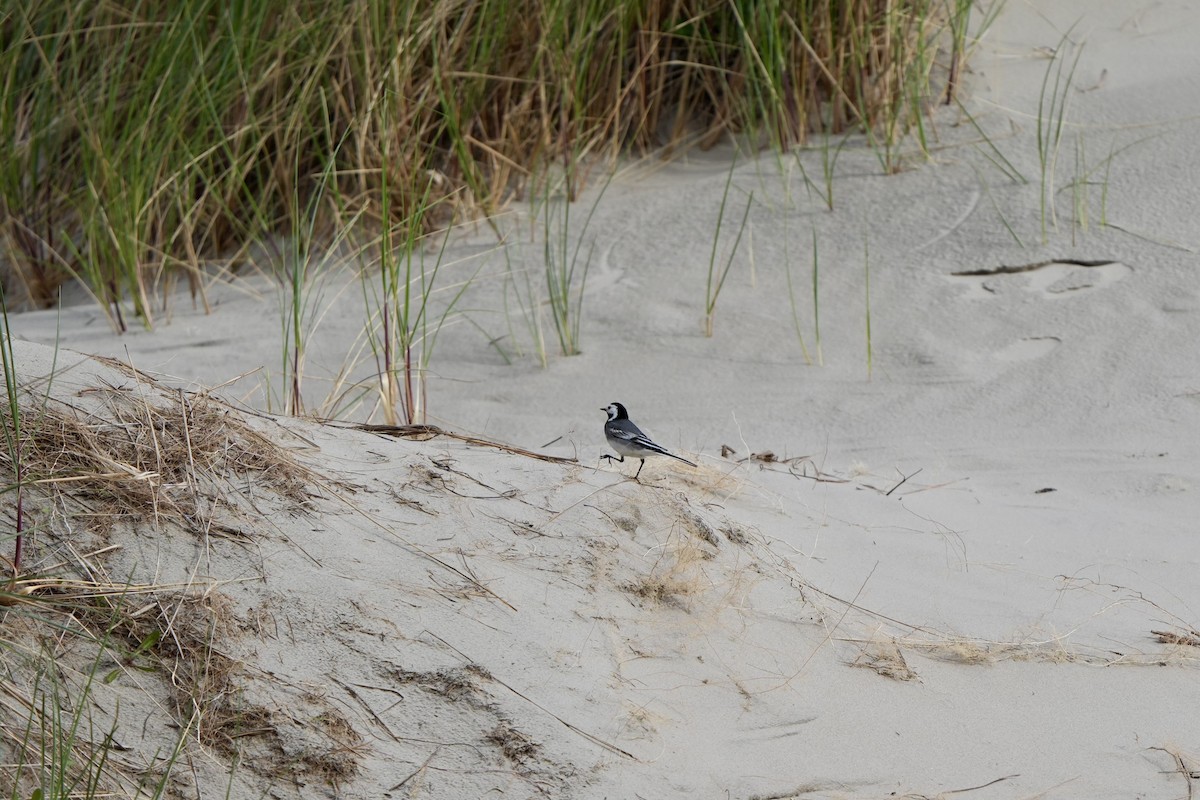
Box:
[601, 402, 697, 479]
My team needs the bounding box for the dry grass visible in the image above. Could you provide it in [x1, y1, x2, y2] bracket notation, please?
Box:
[626, 572, 703, 608]
[851, 636, 920, 681]
[0, 356, 329, 796]
[841, 629, 1200, 670]
[1153, 628, 1200, 648]
[0, 577, 254, 796]
[622, 500, 726, 610]
[391, 665, 485, 703]
[486, 720, 541, 766]
[299, 709, 366, 786]
[2, 357, 314, 548]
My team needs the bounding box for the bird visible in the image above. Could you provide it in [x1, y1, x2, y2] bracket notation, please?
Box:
[601, 402, 696, 479]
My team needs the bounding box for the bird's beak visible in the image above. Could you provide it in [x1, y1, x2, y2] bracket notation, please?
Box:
[599, 407, 605, 411]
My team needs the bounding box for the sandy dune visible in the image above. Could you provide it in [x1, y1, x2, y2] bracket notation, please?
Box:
[7, 2, 1200, 798]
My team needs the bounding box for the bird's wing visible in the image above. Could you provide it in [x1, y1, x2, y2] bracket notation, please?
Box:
[609, 426, 641, 442]
[630, 433, 673, 455]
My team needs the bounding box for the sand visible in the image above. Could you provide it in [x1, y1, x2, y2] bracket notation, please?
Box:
[6, 1, 1200, 797]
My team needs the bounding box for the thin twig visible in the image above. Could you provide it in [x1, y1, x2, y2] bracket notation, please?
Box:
[388, 748, 440, 792]
[886, 467, 922, 496]
[348, 423, 578, 464]
[1150, 746, 1196, 800]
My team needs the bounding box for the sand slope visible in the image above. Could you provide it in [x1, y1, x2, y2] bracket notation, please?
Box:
[8, 336, 1197, 800]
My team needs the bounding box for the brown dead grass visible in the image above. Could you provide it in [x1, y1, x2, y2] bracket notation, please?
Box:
[486, 720, 541, 766]
[0, 583, 257, 795]
[624, 516, 721, 610]
[3, 358, 314, 548]
[1154, 628, 1200, 648]
[300, 709, 366, 785]
[851, 637, 920, 681]
[626, 573, 703, 609]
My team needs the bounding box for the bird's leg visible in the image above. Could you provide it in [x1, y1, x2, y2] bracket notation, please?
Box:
[601, 454, 625, 464]
[633, 459, 645, 480]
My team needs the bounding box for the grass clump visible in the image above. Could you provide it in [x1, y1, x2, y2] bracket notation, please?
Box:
[541, 172, 611, 357]
[2, 0, 969, 321]
[362, 215, 467, 425]
[0, 348, 326, 796]
[0, 362, 312, 530]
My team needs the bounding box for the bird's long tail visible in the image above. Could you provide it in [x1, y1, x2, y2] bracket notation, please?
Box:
[665, 451, 697, 468]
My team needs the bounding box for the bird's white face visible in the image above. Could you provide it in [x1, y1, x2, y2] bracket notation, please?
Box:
[604, 404, 620, 421]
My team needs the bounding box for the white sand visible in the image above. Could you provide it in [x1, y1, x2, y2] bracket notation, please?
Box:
[8, 2, 1200, 797]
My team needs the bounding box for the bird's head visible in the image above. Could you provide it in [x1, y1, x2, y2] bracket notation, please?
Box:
[602, 402, 628, 421]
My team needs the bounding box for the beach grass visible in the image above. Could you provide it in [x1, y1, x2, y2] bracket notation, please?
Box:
[1, 594, 195, 799]
[811, 227, 824, 366]
[863, 236, 872, 379]
[2, 0, 967, 321]
[704, 157, 754, 337]
[542, 172, 611, 357]
[363, 185, 463, 425]
[1035, 29, 1083, 242]
[783, 233, 813, 365]
[0, 284, 27, 575]
[501, 246, 550, 368]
